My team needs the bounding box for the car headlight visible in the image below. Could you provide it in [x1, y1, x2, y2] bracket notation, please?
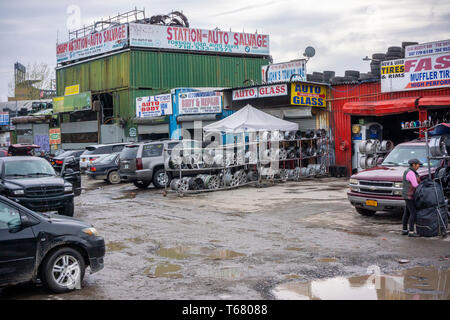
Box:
[349, 178, 359, 185]
[82, 227, 99, 237]
[13, 189, 24, 195]
[394, 182, 403, 188]
[64, 185, 73, 192]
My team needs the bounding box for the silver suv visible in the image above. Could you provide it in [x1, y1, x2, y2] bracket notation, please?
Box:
[119, 140, 202, 189]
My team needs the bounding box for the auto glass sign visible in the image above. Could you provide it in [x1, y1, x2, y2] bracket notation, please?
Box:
[261, 60, 306, 83]
[178, 91, 222, 114]
[136, 94, 173, 118]
[129, 23, 269, 56]
[56, 24, 128, 63]
[233, 84, 287, 100]
[291, 83, 327, 107]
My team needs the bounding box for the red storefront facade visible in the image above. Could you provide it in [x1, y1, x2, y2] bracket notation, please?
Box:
[330, 81, 450, 176]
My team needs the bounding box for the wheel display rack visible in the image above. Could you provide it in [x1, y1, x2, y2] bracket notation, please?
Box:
[163, 130, 331, 195]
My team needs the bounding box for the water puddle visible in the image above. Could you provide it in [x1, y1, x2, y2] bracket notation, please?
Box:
[156, 246, 191, 260]
[126, 237, 146, 244]
[145, 263, 183, 278]
[112, 191, 137, 200]
[207, 249, 246, 260]
[106, 241, 128, 251]
[286, 247, 303, 251]
[273, 266, 449, 300]
[318, 257, 338, 263]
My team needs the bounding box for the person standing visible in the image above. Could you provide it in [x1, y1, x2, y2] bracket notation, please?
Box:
[401, 159, 422, 237]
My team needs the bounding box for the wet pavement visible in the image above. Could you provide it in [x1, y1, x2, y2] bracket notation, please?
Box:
[1, 176, 449, 300]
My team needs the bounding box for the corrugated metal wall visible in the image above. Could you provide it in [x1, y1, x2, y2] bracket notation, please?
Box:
[56, 51, 130, 96]
[330, 81, 450, 175]
[130, 51, 267, 90]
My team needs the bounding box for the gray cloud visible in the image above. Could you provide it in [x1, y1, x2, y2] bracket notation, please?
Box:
[1, 0, 450, 101]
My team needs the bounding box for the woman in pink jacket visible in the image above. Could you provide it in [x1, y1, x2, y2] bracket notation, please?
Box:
[401, 158, 422, 237]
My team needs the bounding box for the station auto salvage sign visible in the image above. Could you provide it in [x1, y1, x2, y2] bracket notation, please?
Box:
[381, 39, 450, 92]
[129, 23, 269, 56]
[57, 24, 128, 63]
[136, 94, 173, 118]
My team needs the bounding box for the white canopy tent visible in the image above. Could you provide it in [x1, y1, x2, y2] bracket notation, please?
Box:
[203, 104, 299, 133]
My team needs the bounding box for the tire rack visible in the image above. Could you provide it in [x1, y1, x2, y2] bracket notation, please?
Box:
[163, 135, 330, 196]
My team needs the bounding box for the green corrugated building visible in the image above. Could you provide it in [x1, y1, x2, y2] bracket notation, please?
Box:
[55, 13, 270, 149]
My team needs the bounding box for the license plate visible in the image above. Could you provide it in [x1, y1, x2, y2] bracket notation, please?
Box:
[366, 200, 378, 207]
[124, 164, 129, 169]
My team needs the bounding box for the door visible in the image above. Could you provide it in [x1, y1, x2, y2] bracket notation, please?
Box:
[63, 170, 82, 197]
[0, 202, 37, 285]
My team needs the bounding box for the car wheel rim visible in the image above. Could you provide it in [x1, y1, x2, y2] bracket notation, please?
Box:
[157, 173, 168, 186]
[52, 255, 80, 288]
[110, 172, 120, 183]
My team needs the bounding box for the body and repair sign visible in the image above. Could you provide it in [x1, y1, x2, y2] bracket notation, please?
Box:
[56, 24, 128, 63]
[291, 83, 327, 107]
[136, 94, 173, 118]
[129, 23, 269, 56]
[178, 91, 222, 114]
[261, 60, 306, 83]
[381, 40, 450, 92]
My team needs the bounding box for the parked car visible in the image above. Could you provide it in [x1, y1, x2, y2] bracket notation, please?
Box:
[7, 144, 40, 156]
[348, 140, 442, 216]
[86, 153, 121, 184]
[51, 150, 84, 172]
[80, 143, 127, 173]
[0, 195, 104, 293]
[0, 156, 81, 216]
[119, 140, 201, 189]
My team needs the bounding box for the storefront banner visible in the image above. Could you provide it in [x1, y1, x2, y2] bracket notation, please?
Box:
[57, 24, 128, 63]
[53, 92, 91, 113]
[233, 84, 287, 100]
[136, 94, 173, 118]
[129, 23, 269, 56]
[178, 91, 222, 114]
[291, 83, 327, 107]
[261, 60, 306, 83]
[0, 112, 9, 126]
[381, 53, 450, 92]
[405, 39, 450, 58]
[49, 128, 61, 145]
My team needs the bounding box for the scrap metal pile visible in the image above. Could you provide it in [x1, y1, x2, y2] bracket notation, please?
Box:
[165, 129, 330, 194]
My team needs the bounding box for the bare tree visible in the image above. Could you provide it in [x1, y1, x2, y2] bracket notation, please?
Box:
[8, 62, 55, 100]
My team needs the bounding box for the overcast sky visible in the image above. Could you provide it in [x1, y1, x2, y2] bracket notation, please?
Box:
[1, 0, 449, 101]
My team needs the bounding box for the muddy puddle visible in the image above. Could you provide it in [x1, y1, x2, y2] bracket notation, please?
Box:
[155, 246, 246, 261]
[156, 246, 191, 260]
[273, 266, 449, 300]
[145, 263, 183, 278]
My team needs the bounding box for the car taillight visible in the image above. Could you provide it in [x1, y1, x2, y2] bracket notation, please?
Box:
[136, 158, 143, 170]
[55, 160, 63, 165]
[90, 167, 96, 171]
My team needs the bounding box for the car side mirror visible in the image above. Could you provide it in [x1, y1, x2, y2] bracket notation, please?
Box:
[62, 168, 75, 177]
[20, 214, 37, 228]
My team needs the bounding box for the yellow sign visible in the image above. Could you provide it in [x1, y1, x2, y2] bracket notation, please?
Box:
[291, 83, 327, 107]
[381, 64, 405, 75]
[64, 84, 80, 96]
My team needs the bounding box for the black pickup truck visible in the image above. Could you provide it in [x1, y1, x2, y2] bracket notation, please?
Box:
[0, 156, 81, 216]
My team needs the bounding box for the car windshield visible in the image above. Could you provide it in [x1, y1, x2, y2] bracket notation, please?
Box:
[381, 145, 440, 167]
[4, 159, 56, 178]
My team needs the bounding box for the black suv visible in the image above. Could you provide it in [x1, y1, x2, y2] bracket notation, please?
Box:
[0, 195, 104, 293]
[0, 156, 81, 216]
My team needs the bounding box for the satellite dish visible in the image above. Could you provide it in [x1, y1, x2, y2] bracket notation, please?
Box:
[304, 46, 316, 58]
